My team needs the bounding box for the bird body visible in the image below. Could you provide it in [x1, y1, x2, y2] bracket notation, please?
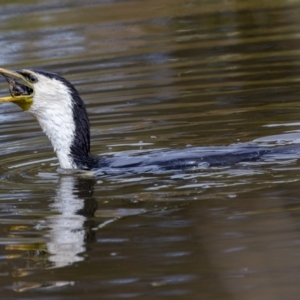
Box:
[0, 68, 298, 174]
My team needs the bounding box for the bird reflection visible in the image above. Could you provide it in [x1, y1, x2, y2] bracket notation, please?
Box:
[46, 175, 97, 267]
[11, 175, 98, 292]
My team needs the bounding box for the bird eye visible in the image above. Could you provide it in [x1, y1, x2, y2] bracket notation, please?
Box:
[28, 74, 38, 83]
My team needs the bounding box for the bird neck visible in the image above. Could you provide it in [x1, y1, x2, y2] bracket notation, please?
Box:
[29, 78, 95, 170]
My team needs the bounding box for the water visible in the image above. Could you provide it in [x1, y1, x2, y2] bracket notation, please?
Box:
[0, 0, 300, 299]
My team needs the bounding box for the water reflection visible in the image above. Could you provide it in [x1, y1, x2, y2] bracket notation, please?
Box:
[47, 175, 97, 268]
[10, 175, 97, 291]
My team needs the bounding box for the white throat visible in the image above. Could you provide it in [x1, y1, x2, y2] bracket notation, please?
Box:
[28, 75, 77, 169]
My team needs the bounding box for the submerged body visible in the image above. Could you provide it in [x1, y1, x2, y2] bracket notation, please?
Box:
[0, 68, 298, 174]
[89, 144, 300, 175]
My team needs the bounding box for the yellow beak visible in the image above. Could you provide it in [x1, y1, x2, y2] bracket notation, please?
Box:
[0, 68, 34, 110]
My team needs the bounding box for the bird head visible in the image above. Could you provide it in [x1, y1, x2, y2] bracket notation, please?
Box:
[0, 68, 79, 112]
[0, 68, 92, 170]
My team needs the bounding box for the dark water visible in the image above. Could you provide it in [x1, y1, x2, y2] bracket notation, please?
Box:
[0, 0, 300, 299]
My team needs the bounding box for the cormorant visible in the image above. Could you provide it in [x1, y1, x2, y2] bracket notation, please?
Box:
[0, 68, 295, 174]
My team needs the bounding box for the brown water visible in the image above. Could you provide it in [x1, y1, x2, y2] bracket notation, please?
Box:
[0, 0, 300, 299]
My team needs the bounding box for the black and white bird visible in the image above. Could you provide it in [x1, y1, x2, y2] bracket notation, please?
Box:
[0, 68, 297, 174]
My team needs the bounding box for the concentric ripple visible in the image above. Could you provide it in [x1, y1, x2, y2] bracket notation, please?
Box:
[0, 157, 58, 188]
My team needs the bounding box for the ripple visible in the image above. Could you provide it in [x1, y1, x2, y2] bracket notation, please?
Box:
[0, 157, 59, 188]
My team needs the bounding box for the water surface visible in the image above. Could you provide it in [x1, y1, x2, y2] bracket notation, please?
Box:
[0, 0, 300, 299]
